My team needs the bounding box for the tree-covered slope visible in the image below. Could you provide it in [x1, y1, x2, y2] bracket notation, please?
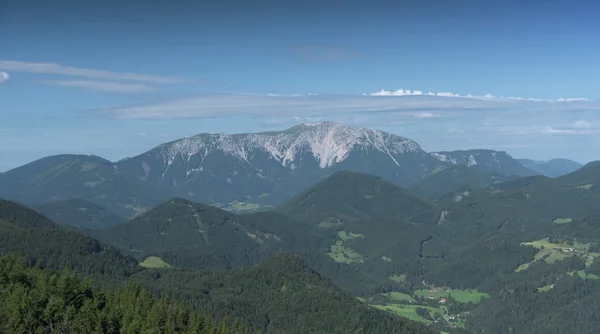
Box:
[132, 253, 436, 334]
[94, 198, 331, 270]
[556, 160, 600, 187]
[29, 199, 125, 229]
[0, 199, 139, 276]
[0, 254, 245, 334]
[0, 199, 436, 333]
[276, 171, 434, 226]
[411, 175, 600, 247]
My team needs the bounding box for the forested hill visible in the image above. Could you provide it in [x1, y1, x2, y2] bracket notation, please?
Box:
[275, 171, 434, 225]
[0, 199, 436, 334]
[132, 253, 436, 334]
[29, 199, 126, 229]
[0, 254, 246, 334]
[0, 199, 139, 276]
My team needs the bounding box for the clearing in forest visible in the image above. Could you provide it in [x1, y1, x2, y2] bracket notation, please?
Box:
[327, 231, 365, 264]
[516, 238, 599, 272]
[139, 256, 172, 269]
[553, 217, 572, 224]
[372, 304, 444, 324]
[381, 291, 415, 302]
[415, 289, 489, 303]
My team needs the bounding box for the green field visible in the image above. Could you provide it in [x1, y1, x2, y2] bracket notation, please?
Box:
[381, 291, 415, 302]
[327, 231, 365, 264]
[576, 184, 594, 190]
[516, 238, 598, 272]
[415, 289, 448, 299]
[228, 201, 261, 212]
[139, 256, 172, 269]
[415, 289, 489, 303]
[569, 270, 600, 280]
[338, 231, 364, 241]
[537, 284, 554, 292]
[553, 217, 573, 224]
[372, 304, 444, 324]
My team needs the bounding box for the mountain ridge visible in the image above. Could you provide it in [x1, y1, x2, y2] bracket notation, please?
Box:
[1, 122, 573, 218]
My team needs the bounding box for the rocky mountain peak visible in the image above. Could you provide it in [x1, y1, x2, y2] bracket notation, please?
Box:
[154, 122, 424, 169]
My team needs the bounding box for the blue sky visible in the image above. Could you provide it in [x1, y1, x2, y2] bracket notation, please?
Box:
[1, 0, 599, 170]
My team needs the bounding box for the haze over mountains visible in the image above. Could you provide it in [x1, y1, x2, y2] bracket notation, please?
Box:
[0, 122, 583, 218]
[516, 158, 583, 178]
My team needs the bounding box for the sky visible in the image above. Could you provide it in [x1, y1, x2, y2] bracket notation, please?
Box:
[1, 0, 599, 171]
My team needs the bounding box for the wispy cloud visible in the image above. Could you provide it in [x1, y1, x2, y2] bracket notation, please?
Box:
[0, 60, 193, 84]
[42, 80, 157, 93]
[569, 120, 593, 129]
[369, 88, 589, 103]
[94, 92, 595, 121]
[0, 71, 9, 84]
[541, 126, 600, 135]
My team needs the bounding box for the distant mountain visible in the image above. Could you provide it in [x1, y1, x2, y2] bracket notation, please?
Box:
[431, 149, 538, 177]
[0, 199, 138, 275]
[410, 165, 514, 199]
[1, 123, 560, 217]
[276, 171, 434, 226]
[517, 158, 582, 177]
[29, 199, 125, 229]
[0, 154, 165, 217]
[115, 122, 444, 207]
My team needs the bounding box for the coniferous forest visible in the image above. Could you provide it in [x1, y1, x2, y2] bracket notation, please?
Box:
[0, 254, 245, 334]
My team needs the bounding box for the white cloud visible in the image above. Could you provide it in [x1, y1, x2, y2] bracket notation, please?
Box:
[371, 89, 425, 96]
[369, 88, 589, 103]
[412, 112, 441, 119]
[569, 120, 593, 129]
[541, 126, 600, 135]
[42, 80, 156, 93]
[0, 60, 192, 84]
[0, 71, 9, 84]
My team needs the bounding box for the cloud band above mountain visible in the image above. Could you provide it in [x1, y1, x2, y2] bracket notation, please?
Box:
[95, 92, 596, 121]
[369, 88, 589, 103]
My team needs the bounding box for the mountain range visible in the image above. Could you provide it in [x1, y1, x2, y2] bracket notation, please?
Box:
[0, 122, 582, 218]
[2, 149, 600, 332]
